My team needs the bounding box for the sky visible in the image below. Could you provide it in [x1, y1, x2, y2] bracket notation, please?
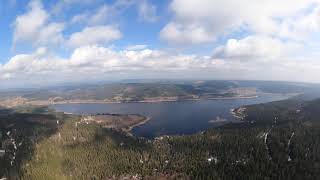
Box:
[1, 0, 320, 88]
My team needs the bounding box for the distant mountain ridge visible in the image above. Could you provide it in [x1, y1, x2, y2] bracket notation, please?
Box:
[0, 80, 318, 107]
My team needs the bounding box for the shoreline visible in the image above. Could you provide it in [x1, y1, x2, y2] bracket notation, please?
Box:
[82, 113, 151, 133]
[2, 92, 299, 108]
[39, 95, 260, 106]
[125, 116, 151, 136]
[229, 92, 300, 120]
[45, 92, 300, 105]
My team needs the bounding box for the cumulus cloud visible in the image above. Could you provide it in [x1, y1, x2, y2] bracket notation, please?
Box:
[67, 45, 211, 71]
[0, 45, 214, 82]
[2, 44, 320, 85]
[160, 22, 213, 45]
[4, 0, 320, 86]
[161, 0, 320, 45]
[213, 36, 302, 60]
[13, 0, 64, 47]
[67, 26, 122, 48]
[0, 47, 66, 80]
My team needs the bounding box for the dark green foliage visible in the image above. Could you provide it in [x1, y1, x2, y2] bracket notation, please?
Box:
[1, 96, 320, 179]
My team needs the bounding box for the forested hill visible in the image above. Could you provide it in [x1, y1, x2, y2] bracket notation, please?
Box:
[0, 96, 320, 179]
[0, 80, 316, 104]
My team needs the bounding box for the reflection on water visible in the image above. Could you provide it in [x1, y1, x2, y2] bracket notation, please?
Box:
[52, 94, 292, 138]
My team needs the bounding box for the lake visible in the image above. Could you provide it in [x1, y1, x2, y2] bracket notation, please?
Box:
[52, 94, 292, 138]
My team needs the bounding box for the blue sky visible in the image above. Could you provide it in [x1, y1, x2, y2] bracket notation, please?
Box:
[1, 0, 320, 87]
[0, 0, 171, 60]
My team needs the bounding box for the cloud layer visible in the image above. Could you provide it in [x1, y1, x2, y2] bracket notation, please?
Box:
[13, 0, 64, 47]
[161, 0, 320, 44]
[2, 0, 320, 87]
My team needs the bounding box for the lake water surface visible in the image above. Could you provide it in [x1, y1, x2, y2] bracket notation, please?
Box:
[52, 94, 292, 138]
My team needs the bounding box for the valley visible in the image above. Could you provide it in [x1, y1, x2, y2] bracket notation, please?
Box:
[0, 80, 303, 107]
[0, 80, 319, 179]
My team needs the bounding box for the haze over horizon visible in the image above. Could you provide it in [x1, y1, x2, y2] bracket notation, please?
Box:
[1, 0, 320, 88]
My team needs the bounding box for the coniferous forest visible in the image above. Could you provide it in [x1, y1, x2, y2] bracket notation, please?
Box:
[0, 97, 320, 179]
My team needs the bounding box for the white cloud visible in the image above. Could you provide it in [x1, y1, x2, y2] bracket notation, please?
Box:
[160, 22, 213, 44]
[2, 45, 320, 85]
[13, 0, 48, 43]
[278, 7, 320, 40]
[213, 36, 302, 59]
[13, 0, 64, 48]
[5, 0, 320, 86]
[1, 47, 66, 79]
[157, 0, 320, 84]
[36, 23, 65, 45]
[0, 45, 214, 83]
[67, 45, 211, 71]
[161, 0, 320, 45]
[126, 44, 148, 51]
[67, 25, 122, 48]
